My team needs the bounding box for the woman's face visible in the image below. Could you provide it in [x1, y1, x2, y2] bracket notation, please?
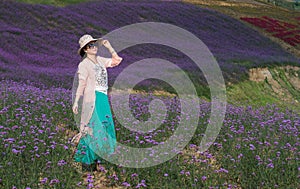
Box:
[85, 42, 98, 55]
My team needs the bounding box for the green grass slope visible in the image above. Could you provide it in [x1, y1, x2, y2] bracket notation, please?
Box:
[184, 0, 300, 109]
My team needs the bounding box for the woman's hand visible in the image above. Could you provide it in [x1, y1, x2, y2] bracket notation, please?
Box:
[102, 39, 123, 67]
[71, 132, 82, 144]
[102, 40, 112, 49]
[102, 40, 115, 54]
[72, 102, 78, 114]
[80, 126, 93, 136]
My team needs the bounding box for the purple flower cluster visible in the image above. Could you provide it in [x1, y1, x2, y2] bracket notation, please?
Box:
[0, 1, 299, 88]
[103, 93, 299, 188]
[0, 80, 81, 188]
[0, 78, 299, 188]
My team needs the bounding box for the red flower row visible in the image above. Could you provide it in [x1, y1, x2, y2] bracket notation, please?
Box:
[240, 16, 300, 46]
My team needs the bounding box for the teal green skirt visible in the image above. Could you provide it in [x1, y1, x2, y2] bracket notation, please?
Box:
[74, 91, 116, 165]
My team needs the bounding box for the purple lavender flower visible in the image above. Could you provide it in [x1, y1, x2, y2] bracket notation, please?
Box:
[122, 182, 131, 187]
[135, 180, 147, 188]
[12, 149, 21, 154]
[249, 144, 256, 150]
[267, 163, 274, 168]
[49, 179, 60, 185]
[40, 177, 48, 184]
[238, 153, 243, 159]
[87, 183, 94, 189]
[57, 159, 67, 166]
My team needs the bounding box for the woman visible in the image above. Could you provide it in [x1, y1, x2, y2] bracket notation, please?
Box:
[72, 34, 122, 172]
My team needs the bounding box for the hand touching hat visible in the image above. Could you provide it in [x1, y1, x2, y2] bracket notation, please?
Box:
[102, 40, 116, 54]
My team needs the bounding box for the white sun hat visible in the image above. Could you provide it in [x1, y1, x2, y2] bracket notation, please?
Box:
[78, 34, 103, 57]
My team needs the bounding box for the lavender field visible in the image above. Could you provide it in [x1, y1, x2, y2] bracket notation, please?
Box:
[0, 0, 299, 188]
[0, 1, 299, 88]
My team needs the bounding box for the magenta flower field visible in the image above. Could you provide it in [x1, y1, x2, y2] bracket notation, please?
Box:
[0, 1, 299, 188]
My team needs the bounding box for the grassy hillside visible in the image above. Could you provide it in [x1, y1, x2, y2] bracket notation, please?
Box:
[183, 0, 300, 107]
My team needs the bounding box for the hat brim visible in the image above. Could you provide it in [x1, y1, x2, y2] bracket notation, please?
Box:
[78, 38, 103, 56]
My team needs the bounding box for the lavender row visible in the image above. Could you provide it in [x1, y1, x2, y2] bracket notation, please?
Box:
[0, 1, 299, 88]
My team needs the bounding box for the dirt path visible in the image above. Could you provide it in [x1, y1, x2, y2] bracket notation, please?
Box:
[228, 0, 269, 5]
